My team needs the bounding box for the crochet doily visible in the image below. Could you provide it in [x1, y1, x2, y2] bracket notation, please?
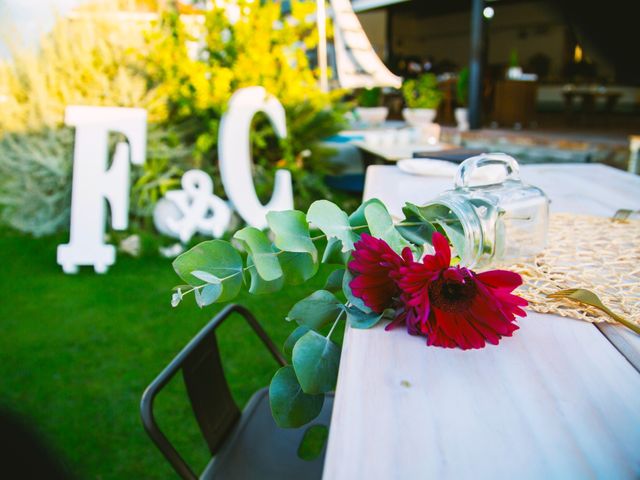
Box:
[503, 213, 640, 325]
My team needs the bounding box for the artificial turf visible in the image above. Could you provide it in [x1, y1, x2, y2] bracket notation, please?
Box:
[0, 230, 338, 478]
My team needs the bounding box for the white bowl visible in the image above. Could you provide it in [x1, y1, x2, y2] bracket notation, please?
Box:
[355, 107, 389, 126]
[402, 108, 436, 127]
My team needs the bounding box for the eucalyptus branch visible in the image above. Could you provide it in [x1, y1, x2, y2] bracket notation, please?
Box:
[327, 308, 346, 340]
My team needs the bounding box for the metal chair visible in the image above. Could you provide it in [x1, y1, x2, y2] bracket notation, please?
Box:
[140, 304, 333, 480]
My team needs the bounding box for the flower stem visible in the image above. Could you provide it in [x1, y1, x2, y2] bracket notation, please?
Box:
[327, 309, 346, 340]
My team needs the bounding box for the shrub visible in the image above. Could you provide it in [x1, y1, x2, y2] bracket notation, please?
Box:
[401, 73, 443, 110]
[0, 129, 74, 236]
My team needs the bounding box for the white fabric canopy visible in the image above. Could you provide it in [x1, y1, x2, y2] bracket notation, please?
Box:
[329, 0, 402, 89]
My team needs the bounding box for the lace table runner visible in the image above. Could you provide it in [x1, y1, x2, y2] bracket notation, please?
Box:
[504, 213, 640, 325]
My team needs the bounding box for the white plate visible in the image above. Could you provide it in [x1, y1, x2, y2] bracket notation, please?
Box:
[397, 158, 506, 184]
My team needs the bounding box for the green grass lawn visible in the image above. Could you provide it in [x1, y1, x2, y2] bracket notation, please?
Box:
[0, 230, 338, 478]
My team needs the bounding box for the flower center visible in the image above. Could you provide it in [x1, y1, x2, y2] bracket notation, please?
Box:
[428, 273, 477, 313]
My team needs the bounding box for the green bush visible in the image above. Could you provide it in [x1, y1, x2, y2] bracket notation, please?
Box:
[356, 87, 382, 107]
[0, 129, 74, 236]
[401, 73, 443, 109]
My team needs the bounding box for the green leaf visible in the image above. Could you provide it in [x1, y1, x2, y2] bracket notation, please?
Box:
[233, 227, 282, 281]
[266, 210, 317, 260]
[269, 366, 324, 428]
[246, 255, 284, 294]
[321, 237, 350, 264]
[286, 290, 343, 330]
[278, 250, 318, 285]
[397, 202, 437, 246]
[364, 202, 412, 254]
[307, 200, 357, 252]
[292, 330, 341, 394]
[172, 240, 243, 303]
[436, 221, 466, 262]
[284, 325, 311, 357]
[297, 424, 329, 461]
[201, 283, 223, 305]
[410, 203, 466, 261]
[191, 270, 220, 284]
[321, 200, 385, 265]
[324, 269, 345, 293]
[345, 305, 387, 329]
[342, 269, 372, 314]
[348, 198, 386, 232]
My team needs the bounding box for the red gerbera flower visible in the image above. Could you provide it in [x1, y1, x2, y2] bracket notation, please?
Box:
[348, 234, 413, 313]
[393, 232, 528, 350]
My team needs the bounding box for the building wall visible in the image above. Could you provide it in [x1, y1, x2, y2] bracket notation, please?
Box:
[357, 9, 388, 60]
[389, 1, 614, 80]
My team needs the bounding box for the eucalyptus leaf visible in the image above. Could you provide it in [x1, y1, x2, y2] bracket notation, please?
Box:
[246, 255, 284, 294]
[200, 283, 223, 306]
[278, 250, 318, 285]
[292, 331, 341, 394]
[286, 290, 343, 330]
[307, 200, 357, 252]
[324, 269, 345, 293]
[397, 202, 438, 246]
[321, 237, 350, 264]
[349, 198, 386, 232]
[407, 203, 467, 261]
[172, 240, 243, 303]
[320, 199, 386, 265]
[191, 270, 220, 284]
[436, 221, 466, 262]
[194, 289, 204, 308]
[342, 269, 372, 314]
[269, 366, 325, 428]
[284, 325, 311, 357]
[266, 210, 317, 260]
[345, 305, 386, 329]
[233, 227, 282, 281]
[364, 202, 412, 254]
[171, 292, 182, 308]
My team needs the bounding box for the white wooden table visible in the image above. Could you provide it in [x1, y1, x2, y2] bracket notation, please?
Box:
[323, 164, 640, 479]
[352, 141, 455, 162]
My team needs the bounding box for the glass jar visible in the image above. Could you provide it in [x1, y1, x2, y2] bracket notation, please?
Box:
[424, 153, 549, 268]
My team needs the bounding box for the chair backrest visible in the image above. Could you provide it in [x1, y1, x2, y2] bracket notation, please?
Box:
[182, 330, 240, 456]
[140, 304, 286, 480]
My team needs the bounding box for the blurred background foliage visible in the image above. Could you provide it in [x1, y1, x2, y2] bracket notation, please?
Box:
[0, 0, 348, 236]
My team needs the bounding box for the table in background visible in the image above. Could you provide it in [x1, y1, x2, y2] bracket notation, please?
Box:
[563, 89, 622, 126]
[351, 140, 455, 163]
[493, 79, 538, 128]
[323, 164, 640, 480]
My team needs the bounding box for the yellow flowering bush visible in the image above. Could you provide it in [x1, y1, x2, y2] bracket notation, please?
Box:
[144, 1, 348, 208]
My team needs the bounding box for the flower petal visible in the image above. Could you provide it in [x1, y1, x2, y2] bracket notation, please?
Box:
[476, 269, 523, 290]
[431, 232, 451, 268]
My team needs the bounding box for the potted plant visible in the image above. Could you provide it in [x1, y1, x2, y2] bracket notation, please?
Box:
[354, 87, 388, 126]
[401, 73, 443, 126]
[507, 48, 522, 79]
[455, 67, 470, 131]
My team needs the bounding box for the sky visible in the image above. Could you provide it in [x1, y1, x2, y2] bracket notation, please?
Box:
[0, 0, 86, 58]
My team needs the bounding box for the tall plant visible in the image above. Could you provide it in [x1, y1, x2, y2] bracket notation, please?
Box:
[456, 67, 469, 107]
